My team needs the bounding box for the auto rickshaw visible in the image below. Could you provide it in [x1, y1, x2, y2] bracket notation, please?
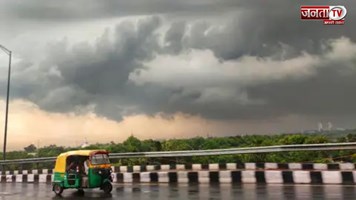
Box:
[52, 150, 113, 195]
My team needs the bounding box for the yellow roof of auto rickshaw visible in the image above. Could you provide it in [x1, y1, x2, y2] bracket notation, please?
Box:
[54, 150, 108, 173]
[58, 150, 108, 157]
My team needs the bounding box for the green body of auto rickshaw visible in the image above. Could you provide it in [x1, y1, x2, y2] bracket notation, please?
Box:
[52, 150, 113, 195]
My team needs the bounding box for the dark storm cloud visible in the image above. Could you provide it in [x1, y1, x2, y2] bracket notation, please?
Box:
[48, 16, 160, 94]
[246, 59, 356, 117]
[1, 0, 356, 124]
[0, 0, 239, 21]
[163, 21, 186, 54]
[25, 16, 162, 118]
[179, 0, 356, 60]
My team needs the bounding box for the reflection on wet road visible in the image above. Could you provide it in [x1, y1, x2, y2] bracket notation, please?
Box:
[0, 183, 355, 200]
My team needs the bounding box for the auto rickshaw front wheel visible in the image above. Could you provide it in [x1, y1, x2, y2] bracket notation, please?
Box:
[53, 184, 63, 195]
[102, 182, 113, 194]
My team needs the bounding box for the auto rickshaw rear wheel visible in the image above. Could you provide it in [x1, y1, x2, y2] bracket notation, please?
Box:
[77, 189, 85, 195]
[102, 182, 113, 194]
[53, 184, 63, 195]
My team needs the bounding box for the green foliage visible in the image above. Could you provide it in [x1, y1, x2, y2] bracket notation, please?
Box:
[123, 136, 143, 152]
[278, 134, 308, 145]
[24, 144, 37, 153]
[37, 145, 65, 157]
[2, 131, 356, 169]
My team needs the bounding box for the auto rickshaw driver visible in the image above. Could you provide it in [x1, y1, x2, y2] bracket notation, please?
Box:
[80, 159, 90, 187]
[67, 161, 78, 172]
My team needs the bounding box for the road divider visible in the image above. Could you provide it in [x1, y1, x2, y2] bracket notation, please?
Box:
[1, 162, 355, 175]
[1, 170, 355, 185]
[113, 162, 356, 172]
[1, 162, 355, 185]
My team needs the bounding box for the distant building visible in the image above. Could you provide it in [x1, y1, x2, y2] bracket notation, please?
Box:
[318, 122, 323, 132]
[327, 122, 333, 131]
[80, 140, 90, 148]
[80, 142, 90, 148]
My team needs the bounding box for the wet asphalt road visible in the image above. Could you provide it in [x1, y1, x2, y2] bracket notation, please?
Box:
[0, 183, 355, 200]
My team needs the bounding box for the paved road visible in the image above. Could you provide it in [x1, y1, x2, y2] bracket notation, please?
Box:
[0, 183, 355, 200]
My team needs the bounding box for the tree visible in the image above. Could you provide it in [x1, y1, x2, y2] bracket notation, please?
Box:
[123, 136, 142, 152]
[278, 134, 307, 145]
[346, 134, 356, 142]
[38, 145, 65, 157]
[24, 144, 37, 153]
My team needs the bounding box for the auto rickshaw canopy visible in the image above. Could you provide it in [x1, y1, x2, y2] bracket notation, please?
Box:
[54, 150, 108, 173]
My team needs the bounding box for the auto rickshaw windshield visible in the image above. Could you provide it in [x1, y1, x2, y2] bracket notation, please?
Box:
[91, 153, 110, 165]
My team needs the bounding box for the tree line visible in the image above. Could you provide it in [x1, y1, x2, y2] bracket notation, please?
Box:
[1, 130, 356, 170]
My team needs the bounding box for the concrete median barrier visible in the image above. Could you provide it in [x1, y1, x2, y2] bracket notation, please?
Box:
[1, 163, 355, 185]
[2, 170, 355, 184]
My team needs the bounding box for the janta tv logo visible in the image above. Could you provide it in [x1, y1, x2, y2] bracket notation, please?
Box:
[300, 5, 347, 25]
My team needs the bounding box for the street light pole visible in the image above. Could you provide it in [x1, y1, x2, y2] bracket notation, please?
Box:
[0, 44, 12, 161]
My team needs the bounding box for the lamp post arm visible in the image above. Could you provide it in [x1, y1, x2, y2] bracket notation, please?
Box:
[0, 45, 11, 55]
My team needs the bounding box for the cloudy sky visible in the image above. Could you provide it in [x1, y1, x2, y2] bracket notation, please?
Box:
[0, 0, 355, 150]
